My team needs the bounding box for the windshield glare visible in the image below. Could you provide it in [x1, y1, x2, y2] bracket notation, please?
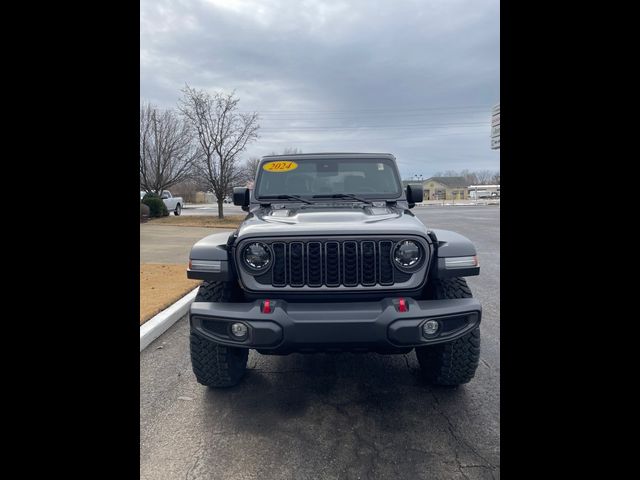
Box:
[255, 158, 401, 199]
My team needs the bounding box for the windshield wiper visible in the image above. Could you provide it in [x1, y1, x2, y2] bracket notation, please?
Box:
[259, 194, 313, 204]
[312, 193, 372, 205]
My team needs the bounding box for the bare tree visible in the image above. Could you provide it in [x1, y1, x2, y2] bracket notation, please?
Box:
[429, 169, 499, 185]
[179, 85, 259, 218]
[460, 169, 478, 185]
[269, 148, 302, 155]
[475, 169, 495, 184]
[238, 156, 262, 186]
[170, 179, 205, 203]
[140, 103, 198, 195]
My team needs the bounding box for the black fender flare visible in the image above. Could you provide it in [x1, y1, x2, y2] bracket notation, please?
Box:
[187, 232, 234, 281]
[428, 229, 480, 278]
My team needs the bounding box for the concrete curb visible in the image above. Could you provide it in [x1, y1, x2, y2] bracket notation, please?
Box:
[140, 287, 199, 352]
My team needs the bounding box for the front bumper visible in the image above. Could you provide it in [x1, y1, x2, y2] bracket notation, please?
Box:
[190, 297, 481, 352]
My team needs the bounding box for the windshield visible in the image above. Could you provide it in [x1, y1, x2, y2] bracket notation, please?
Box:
[255, 157, 402, 199]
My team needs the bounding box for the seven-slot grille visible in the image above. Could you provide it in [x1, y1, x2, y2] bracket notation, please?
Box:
[255, 239, 413, 288]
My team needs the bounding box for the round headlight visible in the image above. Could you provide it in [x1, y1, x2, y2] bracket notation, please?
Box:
[393, 240, 422, 269]
[242, 242, 271, 271]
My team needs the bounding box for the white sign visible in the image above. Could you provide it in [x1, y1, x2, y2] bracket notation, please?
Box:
[491, 103, 500, 150]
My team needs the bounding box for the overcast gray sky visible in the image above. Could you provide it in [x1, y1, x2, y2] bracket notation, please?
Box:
[140, 0, 499, 179]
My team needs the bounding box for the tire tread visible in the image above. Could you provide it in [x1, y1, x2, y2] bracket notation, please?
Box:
[190, 281, 247, 388]
[416, 277, 481, 385]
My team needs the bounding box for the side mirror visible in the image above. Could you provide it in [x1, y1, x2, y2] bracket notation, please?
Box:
[405, 184, 424, 208]
[233, 187, 250, 207]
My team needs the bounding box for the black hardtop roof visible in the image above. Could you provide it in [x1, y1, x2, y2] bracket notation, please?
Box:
[260, 152, 395, 161]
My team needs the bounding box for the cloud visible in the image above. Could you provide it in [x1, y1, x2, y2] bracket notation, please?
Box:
[141, 0, 500, 177]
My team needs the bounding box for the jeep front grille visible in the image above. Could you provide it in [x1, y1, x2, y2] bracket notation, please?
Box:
[252, 239, 414, 288]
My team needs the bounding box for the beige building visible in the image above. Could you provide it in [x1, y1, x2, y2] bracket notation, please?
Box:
[194, 191, 216, 203]
[421, 177, 469, 200]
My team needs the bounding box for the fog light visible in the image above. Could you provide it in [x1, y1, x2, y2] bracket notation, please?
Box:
[230, 323, 248, 338]
[422, 320, 440, 336]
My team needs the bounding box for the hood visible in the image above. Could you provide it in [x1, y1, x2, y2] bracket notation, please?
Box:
[236, 203, 429, 239]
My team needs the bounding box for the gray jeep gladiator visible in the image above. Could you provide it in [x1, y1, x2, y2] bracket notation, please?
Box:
[187, 153, 481, 387]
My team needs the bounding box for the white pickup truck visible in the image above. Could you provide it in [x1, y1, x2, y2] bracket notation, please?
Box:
[140, 190, 184, 216]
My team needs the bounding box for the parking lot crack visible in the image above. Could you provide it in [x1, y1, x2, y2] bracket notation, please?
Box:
[457, 463, 471, 480]
[330, 400, 383, 479]
[460, 464, 498, 480]
[351, 425, 381, 479]
[406, 446, 441, 456]
[431, 391, 496, 474]
[184, 444, 205, 480]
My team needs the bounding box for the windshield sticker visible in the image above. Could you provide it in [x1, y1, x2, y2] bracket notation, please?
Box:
[263, 161, 298, 172]
[377, 163, 384, 170]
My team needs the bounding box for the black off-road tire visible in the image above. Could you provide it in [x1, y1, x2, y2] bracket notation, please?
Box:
[190, 281, 248, 388]
[194, 280, 241, 302]
[415, 278, 481, 386]
[174, 204, 181, 216]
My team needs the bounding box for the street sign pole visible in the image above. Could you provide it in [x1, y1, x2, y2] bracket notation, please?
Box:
[491, 103, 500, 150]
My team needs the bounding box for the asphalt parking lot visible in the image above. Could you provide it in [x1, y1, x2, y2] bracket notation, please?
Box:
[140, 205, 500, 479]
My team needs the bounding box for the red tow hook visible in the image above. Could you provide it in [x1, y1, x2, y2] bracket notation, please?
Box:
[397, 298, 408, 312]
[261, 299, 272, 313]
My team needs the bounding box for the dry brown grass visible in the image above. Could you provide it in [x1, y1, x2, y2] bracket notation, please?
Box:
[140, 264, 201, 325]
[147, 215, 245, 228]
